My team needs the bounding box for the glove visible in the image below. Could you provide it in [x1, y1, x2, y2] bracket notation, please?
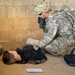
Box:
[33, 44, 39, 50]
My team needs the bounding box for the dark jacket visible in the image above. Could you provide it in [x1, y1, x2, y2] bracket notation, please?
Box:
[16, 45, 47, 64]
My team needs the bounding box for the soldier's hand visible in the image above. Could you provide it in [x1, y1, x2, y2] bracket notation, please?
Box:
[33, 44, 39, 50]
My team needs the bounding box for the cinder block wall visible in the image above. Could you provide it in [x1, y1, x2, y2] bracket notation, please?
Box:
[0, 0, 75, 43]
[0, 0, 43, 43]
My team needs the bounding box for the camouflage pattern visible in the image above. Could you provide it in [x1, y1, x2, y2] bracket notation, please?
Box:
[34, 5, 75, 55]
[34, 2, 50, 15]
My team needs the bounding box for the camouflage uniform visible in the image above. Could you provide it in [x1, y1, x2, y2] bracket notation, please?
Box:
[34, 4, 75, 55]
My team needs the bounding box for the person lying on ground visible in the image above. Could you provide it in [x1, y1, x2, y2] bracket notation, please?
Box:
[2, 45, 47, 65]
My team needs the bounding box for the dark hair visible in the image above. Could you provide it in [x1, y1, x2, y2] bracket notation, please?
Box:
[2, 51, 15, 65]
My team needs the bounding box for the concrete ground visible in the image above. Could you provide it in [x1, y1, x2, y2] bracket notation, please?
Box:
[0, 55, 75, 75]
[0, 42, 75, 75]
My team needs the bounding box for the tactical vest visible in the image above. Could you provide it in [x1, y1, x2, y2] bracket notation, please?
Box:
[60, 4, 75, 32]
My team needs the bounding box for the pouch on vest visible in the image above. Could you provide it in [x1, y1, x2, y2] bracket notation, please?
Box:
[38, 17, 46, 29]
[61, 4, 75, 31]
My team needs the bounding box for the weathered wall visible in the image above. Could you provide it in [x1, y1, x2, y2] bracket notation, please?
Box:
[0, 0, 75, 43]
[0, 0, 42, 43]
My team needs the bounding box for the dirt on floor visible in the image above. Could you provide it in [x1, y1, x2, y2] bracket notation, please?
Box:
[0, 42, 75, 75]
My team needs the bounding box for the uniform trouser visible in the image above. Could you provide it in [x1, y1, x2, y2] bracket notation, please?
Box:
[45, 36, 75, 55]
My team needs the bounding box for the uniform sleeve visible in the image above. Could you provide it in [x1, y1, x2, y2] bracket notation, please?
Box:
[35, 19, 59, 48]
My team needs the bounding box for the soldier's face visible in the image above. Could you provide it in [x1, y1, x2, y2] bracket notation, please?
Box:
[38, 12, 47, 19]
[38, 11, 50, 19]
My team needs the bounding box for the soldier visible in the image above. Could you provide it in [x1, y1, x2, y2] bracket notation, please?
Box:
[33, 2, 75, 55]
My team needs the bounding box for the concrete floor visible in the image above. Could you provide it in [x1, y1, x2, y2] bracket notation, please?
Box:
[0, 55, 75, 75]
[0, 42, 75, 75]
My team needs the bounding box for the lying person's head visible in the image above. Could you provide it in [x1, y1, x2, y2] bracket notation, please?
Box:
[2, 49, 22, 65]
[2, 51, 16, 65]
